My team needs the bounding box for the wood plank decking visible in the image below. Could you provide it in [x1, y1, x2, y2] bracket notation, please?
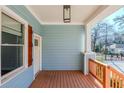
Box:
[30, 70, 100, 88]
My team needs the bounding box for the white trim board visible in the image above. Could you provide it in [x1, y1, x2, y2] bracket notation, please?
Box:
[42, 22, 84, 25]
[25, 5, 43, 25]
[33, 33, 42, 79]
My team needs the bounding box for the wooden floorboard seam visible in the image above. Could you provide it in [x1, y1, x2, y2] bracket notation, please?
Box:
[30, 71, 100, 88]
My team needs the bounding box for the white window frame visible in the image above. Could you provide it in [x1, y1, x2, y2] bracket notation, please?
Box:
[0, 6, 28, 85]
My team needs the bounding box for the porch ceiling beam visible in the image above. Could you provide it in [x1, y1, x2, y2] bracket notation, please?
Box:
[84, 5, 108, 25]
[85, 5, 124, 27]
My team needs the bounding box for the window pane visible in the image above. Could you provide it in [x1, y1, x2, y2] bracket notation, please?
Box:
[2, 31, 24, 44]
[35, 39, 38, 46]
[1, 46, 23, 76]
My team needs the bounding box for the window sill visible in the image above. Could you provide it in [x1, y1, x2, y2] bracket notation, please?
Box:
[1, 66, 26, 86]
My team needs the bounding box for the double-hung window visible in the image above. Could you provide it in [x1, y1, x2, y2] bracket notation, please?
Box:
[0, 12, 25, 82]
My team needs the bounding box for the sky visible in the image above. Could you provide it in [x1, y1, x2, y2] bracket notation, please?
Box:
[92, 7, 124, 34]
[92, 7, 124, 37]
[103, 7, 124, 33]
[104, 7, 124, 24]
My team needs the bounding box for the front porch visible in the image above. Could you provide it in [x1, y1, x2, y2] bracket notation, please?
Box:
[30, 70, 101, 88]
[29, 5, 124, 88]
[0, 5, 124, 88]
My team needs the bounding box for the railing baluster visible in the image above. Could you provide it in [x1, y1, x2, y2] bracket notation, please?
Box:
[111, 73, 113, 87]
[89, 59, 124, 88]
[115, 75, 118, 88]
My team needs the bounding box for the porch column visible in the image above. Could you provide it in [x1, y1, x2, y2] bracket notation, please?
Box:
[82, 24, 96, 75]
[85, 24, 91, 52]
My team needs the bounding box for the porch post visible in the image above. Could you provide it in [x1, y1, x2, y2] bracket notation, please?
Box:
[82, 24, 96, 75]
[85, 24, 91, 53]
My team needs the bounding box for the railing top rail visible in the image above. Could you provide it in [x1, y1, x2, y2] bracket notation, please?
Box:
[90, 59, 124, 77]
[108, 66, 124, 79]
[89, 59, 107, 67]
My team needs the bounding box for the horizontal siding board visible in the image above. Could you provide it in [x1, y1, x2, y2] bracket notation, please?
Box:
[43, 25, 85, 70]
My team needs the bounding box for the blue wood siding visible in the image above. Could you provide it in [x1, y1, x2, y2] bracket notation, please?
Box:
[42, 25, 85, 70]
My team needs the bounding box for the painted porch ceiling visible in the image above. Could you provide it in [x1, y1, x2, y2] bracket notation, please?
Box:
[27, 5, 101, 24]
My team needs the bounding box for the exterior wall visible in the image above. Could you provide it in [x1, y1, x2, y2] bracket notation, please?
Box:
[0, 5, 43, 88]
[0, 66, 33, 88]
[42, 25, 85, 70]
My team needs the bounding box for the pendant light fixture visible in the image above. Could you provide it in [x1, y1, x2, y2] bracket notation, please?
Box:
[63, 5, 71, 23]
